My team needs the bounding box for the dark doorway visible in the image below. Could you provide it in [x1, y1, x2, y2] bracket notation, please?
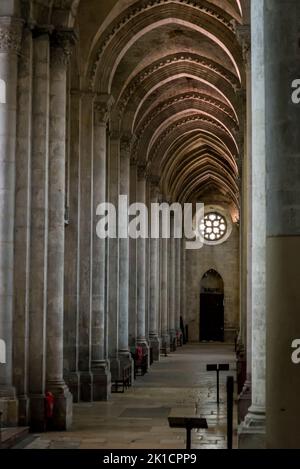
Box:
[200, 270, 224, 342]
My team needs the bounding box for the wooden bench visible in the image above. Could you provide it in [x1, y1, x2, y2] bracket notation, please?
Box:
[111, 364, 132, 393]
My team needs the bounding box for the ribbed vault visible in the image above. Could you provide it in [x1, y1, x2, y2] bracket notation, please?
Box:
[77, 0, 246, 213]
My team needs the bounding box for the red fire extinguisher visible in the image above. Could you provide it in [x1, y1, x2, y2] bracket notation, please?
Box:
[45, 391, 55, 426]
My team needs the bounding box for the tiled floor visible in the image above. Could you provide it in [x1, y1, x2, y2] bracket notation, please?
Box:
[25, 343, 237, 449]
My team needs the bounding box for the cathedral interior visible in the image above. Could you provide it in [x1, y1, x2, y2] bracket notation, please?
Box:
[0, 0, 300, 450]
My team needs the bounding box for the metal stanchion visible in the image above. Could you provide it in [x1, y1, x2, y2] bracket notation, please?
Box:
[0, 411, 3, 445]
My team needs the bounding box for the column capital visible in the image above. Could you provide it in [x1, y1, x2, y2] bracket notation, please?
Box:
[0, 16, 23, 54]
[94, 94, 114, 126]
[137, 164, 147, 179]
[120, 132, 132, 154]
[148, 175, 160, 186]
[50, 28, 78, 67]
[235, 24, 251, 68]
[130, 156, 137, 166]
[109, 129, 121, 141]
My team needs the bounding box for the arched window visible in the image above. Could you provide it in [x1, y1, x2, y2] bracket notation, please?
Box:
[0, 79, 6, 104]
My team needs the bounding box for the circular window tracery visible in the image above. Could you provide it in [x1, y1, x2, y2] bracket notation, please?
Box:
[199, 212, 227, 242]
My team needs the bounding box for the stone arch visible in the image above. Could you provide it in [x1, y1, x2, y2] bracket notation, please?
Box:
[86, 1, 244, 92]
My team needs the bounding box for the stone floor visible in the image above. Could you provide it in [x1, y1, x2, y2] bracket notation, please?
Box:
[24, 343, 237, 449]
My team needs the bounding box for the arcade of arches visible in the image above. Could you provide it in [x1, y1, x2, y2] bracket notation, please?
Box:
[0, 0, 300, 449]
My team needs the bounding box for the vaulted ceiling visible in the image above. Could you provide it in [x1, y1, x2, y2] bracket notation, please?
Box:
[79, 0, 245, 212]
[17, 0, 248, 214]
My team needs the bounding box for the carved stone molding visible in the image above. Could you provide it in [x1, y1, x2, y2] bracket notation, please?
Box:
[119, 53, 239, 113]
[120, 133, 132, 154]
[94, 94, 114, 126]
[148, 174, 161, 188]
[137, 164, 147, 180]
[88, 0, 237, 88]
[235, 24, 251, 68]
[94, 102, 109, 125]
[0, 17, 23, 54]
[50, 29, 78, 67]
[136, 91, 237, 137]
[149, 114, 236, 163]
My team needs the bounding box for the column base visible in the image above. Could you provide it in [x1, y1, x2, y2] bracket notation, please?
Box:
[176, 329, 183, 347]
[92, 361, 112, 401]
[110, 358, 121, 385]
[137, 339, 150, 368]
[0, 398, 19, 427]
[46, 382, 73, 431]
[238, 380, 251, 424]
[29, 394, 47, 432]
[169, 330, 177, 352]
[160, 334, 170, 354]
[17, 395, 30, 426]
[119, 351, 134, 383]
[64, 371, 80, 403]
[238, 405, 266, 448]
[149, 335, 160, 361]
[79, 371, 93, 402]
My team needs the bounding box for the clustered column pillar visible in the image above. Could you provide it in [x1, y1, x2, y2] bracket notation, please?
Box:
[180, 237, 186, 342]
[136, 166, 149, 354]
[129, 161, 138, 347]
[236, 24, 252, 422]
[0, 15, 23, 425]
[118, 135, 133, 373]
[91, 95, 112, 400]
[160, 209, 170, 351]
[46, 30, 77, 430]
[264, 0, 300, 449]
[175, 237, 181, 338]
[13, 26, 32, 425]
[28, 28, 50, 430]
[107, 131, 120, 378]
[149, 180, 160, 360]
[168, 217, 176, 349]
[238, 0, 266, 448]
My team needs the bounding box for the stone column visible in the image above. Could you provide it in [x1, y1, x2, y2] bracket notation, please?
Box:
[64, 89, 80, 402]
[78, 91, 94, 402]
[180, 237, 187, 342]
[264, 0, 300, 449]
[91, 95, 113, 400]
[149, 180, 160, 360]
[0, 15, 22, 426]
[13, 27, 32, 425]
[168, 217, 176, 349]
[238, 0, 266, 448]
[160, 213, 170, 350]
[237, 88, 247, 355]
[107, 131, 120, 378]
[46, 30, 76, 430]
[118, 135, 133, 372]
[129, 161, 137, 347]
[28, 29, 50, 431]
[136, 167, 149, 354]
[175, 237, 181, 337]
[236, 25, 252, 423]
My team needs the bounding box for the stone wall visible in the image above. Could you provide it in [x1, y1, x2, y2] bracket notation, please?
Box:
[185, 223, 240, 343]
